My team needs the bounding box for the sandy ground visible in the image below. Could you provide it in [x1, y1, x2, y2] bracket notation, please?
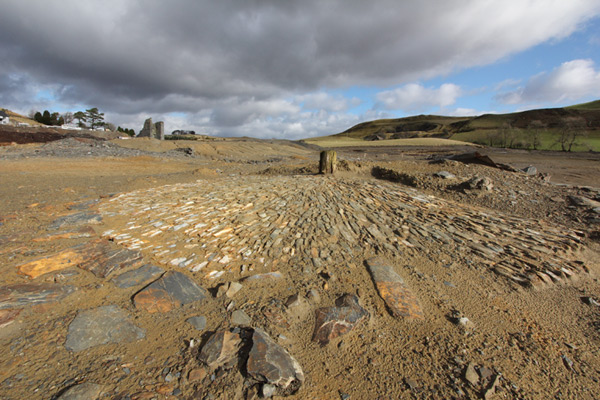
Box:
[0, 137, 599, 399]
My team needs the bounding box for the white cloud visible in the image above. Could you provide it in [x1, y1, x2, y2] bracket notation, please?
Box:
[497, 59, 600, 104]
[1, 1, 599, 138]
[296, 92, 360, 112]
[376, 83, 462, 112]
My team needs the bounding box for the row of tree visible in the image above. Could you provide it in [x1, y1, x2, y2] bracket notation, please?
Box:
[482, 117, 588, 152]
[30, 108, 134, 134]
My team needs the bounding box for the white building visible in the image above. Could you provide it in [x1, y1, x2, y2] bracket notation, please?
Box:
[0, 110, 9, 125]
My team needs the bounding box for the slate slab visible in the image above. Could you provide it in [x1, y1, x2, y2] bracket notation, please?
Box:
[65, 305, 145, 352]
[57, 382, 104, 399]
[247, 328, 304, 394]
[0, 309, 22, 328]
[231, 309, 252, 326]
[366, 258, 424, 320]
[133, 271, 208, 313]
[78, 242, 144, 278]
[111, 264, 164, 289]
[17, 246, 87, 279]
[198, 329, 242, 370]
[186, 315, 207, 331]
[0, 283, 76, 309]
[48, 212, 102, 231]
[18, 240, 143, 280]
[312, 294, 368, 346]
[32, 226, 96, 242]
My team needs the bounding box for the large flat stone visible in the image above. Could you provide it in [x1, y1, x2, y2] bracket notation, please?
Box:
[133, 271, 208, 313]
[33, 227, 96, 242]
[366, 258, 424, 320]
[111, 264, 164, 289]
[78, 242, 144, 278]
[312, 294, 368, 346]
[57, 382, 104, 399]
[17, 247, 88, 279]
[48, 212, 102, 231]
[0, 309, 22, 328]
[65, 305, 145, 352]
[0, 283, 76, 309]
[17, 241, 143, 280]
[247, 328, 304, 394]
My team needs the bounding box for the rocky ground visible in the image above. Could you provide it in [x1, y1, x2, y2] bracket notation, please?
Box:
[0, 136, 599, 399]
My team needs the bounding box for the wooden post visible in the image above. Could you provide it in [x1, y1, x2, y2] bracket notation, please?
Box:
[319, 150, 337, 174]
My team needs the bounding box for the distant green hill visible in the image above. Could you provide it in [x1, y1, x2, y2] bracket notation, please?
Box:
[326, 100, 600, 151]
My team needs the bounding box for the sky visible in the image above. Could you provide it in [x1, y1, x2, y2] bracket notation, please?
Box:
[1, 0, 600, 139]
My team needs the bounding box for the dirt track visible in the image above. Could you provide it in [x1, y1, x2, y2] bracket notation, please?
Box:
[1, 137, 599, 399]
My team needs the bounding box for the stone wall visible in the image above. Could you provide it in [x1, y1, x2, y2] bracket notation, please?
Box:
[138, 118, 164, 140]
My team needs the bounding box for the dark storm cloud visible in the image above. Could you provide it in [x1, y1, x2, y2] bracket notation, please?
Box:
[1, 0, 599, 136]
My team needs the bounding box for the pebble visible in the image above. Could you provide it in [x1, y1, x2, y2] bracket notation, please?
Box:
[231, 309, 252, 326]
[186, 315, 207, 331]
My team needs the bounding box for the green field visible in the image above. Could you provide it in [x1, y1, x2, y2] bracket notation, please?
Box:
[303, 136, 476, 148]
[314, 100, 600, 152]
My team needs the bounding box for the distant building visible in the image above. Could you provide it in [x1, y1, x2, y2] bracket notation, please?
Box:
[172, 129, 196, 135]
[0, 110, 9, 125]
[61, 124, 82, 130]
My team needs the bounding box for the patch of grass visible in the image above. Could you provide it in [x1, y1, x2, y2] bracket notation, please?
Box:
[451, 129, 600, 152]
[303, 137, 475, 148]
[566, 99, 600, 111]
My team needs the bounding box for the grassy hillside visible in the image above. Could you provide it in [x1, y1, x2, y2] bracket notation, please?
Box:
[319, 100, 600, 151]
[0, 108, 44, 126]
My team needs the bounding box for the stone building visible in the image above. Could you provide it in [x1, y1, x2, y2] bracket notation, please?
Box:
[137, 118, 164, 140]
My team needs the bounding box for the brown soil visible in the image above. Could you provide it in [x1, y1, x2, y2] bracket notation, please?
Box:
[0, 136, 599, 399]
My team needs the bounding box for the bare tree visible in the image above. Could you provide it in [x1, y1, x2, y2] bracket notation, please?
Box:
[498, 122, 515, 148]
[557, 117, 586, 152]
[527, 120, 545, 150]
[62, 111, 74, 125]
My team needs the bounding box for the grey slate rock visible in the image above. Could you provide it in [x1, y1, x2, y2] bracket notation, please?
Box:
[186, 315, 207, 331]
[434, 171, 456, 179]
[112, 264, 164, 289]
[231, 309, 252, 326]
[48, 212, 102, 230]
[312, 294, 368, 346]
[65, 305, 145, 352]
[198, 329, 242, 370]
[133, 271, 209, 313]
[522, 166, 537, 175]
[0, 283, 76, 309]
[247, 328, 304, 394]
[58, 382, 104, 399]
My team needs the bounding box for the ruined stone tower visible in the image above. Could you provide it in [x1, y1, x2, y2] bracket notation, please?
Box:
[138, 118, 164, 140]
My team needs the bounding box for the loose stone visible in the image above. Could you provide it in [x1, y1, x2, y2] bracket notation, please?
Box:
[133, 271, 208, 313]
[65, 305, 145, 352]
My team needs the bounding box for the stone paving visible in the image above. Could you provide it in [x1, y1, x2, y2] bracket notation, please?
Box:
[1, 173, 592, 398]
[99, 175, 585, 289]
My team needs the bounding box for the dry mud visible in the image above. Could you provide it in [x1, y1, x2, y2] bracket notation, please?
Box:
[0, 137, 599, 400]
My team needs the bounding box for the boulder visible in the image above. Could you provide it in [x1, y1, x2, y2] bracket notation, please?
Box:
[65, 305, 145, 352]
[198, 329, 242, 370]
[247, 328, 304, 394]
[366, 258, 424, 320]
[312, 294, 368, 346]
[133, 271, 208, 313]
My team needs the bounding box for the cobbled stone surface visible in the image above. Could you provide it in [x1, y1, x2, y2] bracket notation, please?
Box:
[99, 175, 585, 288]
